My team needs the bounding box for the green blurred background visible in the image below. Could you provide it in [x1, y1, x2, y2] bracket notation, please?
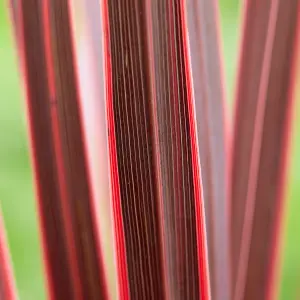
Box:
[0, 0, 298, 299]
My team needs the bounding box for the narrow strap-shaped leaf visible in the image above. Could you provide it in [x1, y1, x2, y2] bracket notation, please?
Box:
[183, 0, 229, 298]
[0, 211, 17, 300]
[234, 1, 300, 299]
[16, 1, 76, 298]
[43, 0, 110, 298]
[14, 1, 109, 299]
[103, 0, 211, 298]
[230, 0, 273, 290]
[151, 0, 209, 297]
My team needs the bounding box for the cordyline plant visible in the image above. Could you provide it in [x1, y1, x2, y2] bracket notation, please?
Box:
[1, 0, 299, 299]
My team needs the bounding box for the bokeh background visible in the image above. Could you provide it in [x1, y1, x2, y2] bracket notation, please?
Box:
[0, 0, 299, 299]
